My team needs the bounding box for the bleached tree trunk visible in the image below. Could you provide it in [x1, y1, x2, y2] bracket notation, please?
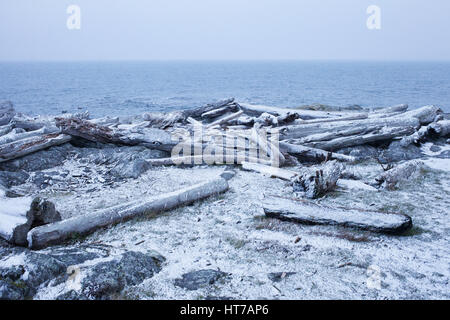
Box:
[28, 177, 229, 249]
[303, 126, 416, 151]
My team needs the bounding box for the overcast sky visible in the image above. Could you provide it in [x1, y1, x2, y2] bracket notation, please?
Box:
[0, 0, 449, 61]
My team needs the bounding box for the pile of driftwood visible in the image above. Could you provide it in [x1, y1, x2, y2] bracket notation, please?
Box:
[1, 99, 449, 248]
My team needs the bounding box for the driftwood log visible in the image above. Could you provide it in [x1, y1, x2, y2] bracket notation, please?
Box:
[375, 160, 424, 190]
[241, 161, 298, 181]
[292, 161, 343, 198]
[55, 117, 176, 152]
[0, 133, 71, 163]
[263, 197, 412, 234]
[28, 177, 229, 249]
[279, 142, 356, 162]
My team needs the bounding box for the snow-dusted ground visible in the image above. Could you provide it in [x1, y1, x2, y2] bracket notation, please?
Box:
[5, 146, 450, 300]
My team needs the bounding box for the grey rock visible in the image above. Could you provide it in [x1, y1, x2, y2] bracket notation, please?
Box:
[0, 279, 26, 300]
[267, 272, 296, 283]
[381, 141, 423, 163]
[0, 248, 67, 299]
[174, 269, 228, 291]
[220, 170, 236, 181]
[80, 251, 164, 299]
[111, 158, 151, 179]
[0, 101, 15, 126]
[44, 246, 109, 266]
[430, 145, 441, 153]
[0, 144, 73, 172]
[0, 170, 29, 188]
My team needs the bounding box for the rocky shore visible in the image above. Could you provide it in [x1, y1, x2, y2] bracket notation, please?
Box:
[0, 99, 449, 300]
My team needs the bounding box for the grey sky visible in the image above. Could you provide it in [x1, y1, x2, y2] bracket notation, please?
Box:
[0, 0, 449, 61]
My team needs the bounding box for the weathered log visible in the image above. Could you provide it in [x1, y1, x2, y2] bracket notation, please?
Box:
[0, 196, 61, 246]
[279, 142, 356, 162]
[295, 113, 368, 125]
[142, 111, 185, 129]
[55, 117, 176, 152]
[206, 110, 244, 129]
[240, 103, 352, 120]
[304, 126, 416, 151]
[0, 126, 58, 145]
[279, 105, 440, 141]
[263, 197, 412, 234]
[375, 160, 424, 190]
[27, 177, 229, 249]
[146, 154, 272, 166]
[241, 161, 298, 180]
[428, 120, 450, 137]
[280, 116, 420, 140]
[0, 101, 15, 126]
[292, 161, 343, 199]
[182, 98, 236, 119]
[0, 124, 14, 137]
[201, 103, 240, 119]
[0, 133, 71, 163]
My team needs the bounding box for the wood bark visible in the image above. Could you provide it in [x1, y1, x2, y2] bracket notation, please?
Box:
[27, 177, 229, 249]
[55, 117, 176, 152]
[303, 126, 416, 151]
[0, 133, 71, 163]
[292, 161, 343, 198]
[279, 142, 356, 163]
[263, 197, 412, 234]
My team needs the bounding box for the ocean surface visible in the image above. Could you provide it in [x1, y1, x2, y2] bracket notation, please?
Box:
[1, 61, 450, 117]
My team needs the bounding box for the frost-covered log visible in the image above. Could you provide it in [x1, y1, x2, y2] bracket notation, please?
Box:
[279, 105, 440, 141]
[0, 195, 61, 246]
[279, 142, 356, 162]
[428, 120, 450, 138]
[182, 98, 237, 120]
[201, 103, 240, 119]
[240, 103, 353, 120]
[142, 111, 185, 129]
[206, 110, 244, 128]
[280, 116, 420, 140]
[241, 161, 298, 181]
[0, 133, 71, 163]
[304, 126, 416, 151]
[263, 197, 412, 234]
[0, 101, 16, 126]
[146, 155, 272, 166]
[0, 124, 14, 137]
[0, 127, 58, 145]
[375, 160, 424, 190]
[292, 161, 343, 198]
[55, 117, 176, 152]
[27, 177, 229, 249]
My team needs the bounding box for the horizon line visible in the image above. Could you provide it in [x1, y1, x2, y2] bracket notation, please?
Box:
[1, 58, 450, 63]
